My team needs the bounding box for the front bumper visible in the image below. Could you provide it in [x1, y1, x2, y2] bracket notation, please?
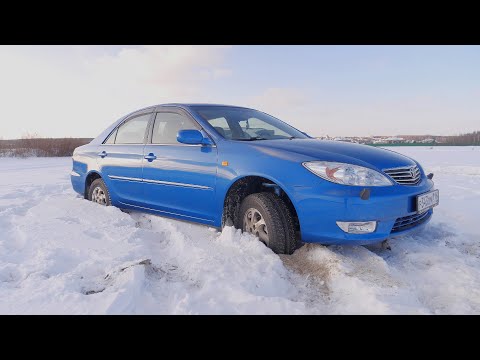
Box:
[291, 178, 435, 245]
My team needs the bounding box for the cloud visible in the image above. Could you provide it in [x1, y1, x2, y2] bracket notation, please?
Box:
[245, 87, 326, 136]
[0, 46, 231, 139]
[1, 46, 476, 139]
[246, 87, 310, 110]
[243, 86, 480, 138]
[212, 68, 232, 79]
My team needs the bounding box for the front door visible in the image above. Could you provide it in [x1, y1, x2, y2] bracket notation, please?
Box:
[142, 110, 217, 224]
[97, 112, 152, 205]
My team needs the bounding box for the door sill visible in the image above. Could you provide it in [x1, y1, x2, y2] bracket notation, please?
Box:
[118, 201, 214, 224]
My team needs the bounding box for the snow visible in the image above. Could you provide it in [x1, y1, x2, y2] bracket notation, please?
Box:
[1, 146, 479, 314]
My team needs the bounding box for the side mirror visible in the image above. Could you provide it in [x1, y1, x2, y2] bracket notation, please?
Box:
[177, 129, 213, 145]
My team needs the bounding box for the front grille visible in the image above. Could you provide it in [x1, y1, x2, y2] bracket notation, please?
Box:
[384, 165, 421, 185]
[391, 210, 431, 233]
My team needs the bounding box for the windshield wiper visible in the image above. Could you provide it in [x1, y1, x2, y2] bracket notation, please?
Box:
[233, 137, 268, 141]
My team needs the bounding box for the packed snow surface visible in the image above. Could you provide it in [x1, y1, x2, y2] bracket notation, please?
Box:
[1, 146, 479, 314]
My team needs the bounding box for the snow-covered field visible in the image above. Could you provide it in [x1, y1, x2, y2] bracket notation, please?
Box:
[1, 146, 479, 314]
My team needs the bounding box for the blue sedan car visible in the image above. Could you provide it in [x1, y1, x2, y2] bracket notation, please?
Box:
[71, 104, 439, 254]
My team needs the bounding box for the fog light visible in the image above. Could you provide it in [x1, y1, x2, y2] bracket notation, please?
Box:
[336, 221, 377, 234]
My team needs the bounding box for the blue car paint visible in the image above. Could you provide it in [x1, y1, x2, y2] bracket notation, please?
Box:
[71, 103, 435, 245]
[141, 142, 217, 222]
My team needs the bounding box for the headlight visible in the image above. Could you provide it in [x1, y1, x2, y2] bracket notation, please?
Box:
[303, 161, 393, 186]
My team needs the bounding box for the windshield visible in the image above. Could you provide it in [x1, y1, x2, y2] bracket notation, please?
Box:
[191, 106, 309, 141]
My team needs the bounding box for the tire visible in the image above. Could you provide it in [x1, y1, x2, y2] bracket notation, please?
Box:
[236, 192, 297, 255]
[88, 178, 111, 206]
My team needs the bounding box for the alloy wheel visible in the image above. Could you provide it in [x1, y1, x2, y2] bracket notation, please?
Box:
[243, 208, 269, 245]
[91, 186, 107, 206]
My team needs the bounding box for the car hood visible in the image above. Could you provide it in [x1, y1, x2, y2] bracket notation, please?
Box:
[249, 139, 416, 170]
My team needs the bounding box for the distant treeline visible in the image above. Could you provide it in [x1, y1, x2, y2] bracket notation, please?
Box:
[370, 130, 480, 147]
[0, 137, 93, 157]
[441, 130, 480, 145]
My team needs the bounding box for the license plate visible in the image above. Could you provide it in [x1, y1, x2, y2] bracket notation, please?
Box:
[416, 189, 439, 213]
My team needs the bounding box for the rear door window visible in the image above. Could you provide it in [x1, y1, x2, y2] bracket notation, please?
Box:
[104, 129, 117, 144]
[114, 114, 151, 144]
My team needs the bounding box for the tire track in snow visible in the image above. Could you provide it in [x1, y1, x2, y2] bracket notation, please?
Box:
[128, 212, 306, 314]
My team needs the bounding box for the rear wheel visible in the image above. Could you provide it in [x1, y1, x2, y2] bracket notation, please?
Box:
[236, 192, 297, 254]
[88, 178, 111, 206]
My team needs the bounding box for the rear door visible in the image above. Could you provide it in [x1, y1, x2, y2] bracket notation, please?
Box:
[97, 111, 153, 206]
[142, 109, 217, 224]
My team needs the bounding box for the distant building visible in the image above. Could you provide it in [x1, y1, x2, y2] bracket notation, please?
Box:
[315, 134, 451, 145]
[384, 137, 404, 144]
[333, 137, 353, 142]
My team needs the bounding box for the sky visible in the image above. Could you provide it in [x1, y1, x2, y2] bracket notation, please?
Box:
[0, 45, 479, 139]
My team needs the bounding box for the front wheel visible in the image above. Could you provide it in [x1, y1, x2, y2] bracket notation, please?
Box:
[236, 192, 297, 255]
[88, 178, 111, 206]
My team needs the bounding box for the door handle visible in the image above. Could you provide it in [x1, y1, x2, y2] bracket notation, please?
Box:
[144, 153, 157, 162]
[98, 151, 107, 158]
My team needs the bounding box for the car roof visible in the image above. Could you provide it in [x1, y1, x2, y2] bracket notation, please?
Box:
[128, 103, 255, 116]
[159, 103, 255, 110]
